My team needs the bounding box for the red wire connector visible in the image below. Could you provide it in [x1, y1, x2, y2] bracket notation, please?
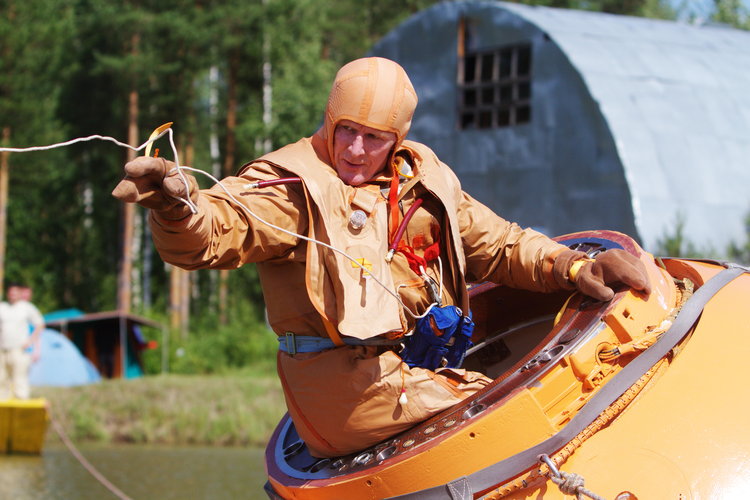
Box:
[385, 198, 423, 263]
[244, 177, 302, 189]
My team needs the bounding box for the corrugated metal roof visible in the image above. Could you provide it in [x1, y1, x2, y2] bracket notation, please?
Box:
[496, 2, 750, 252]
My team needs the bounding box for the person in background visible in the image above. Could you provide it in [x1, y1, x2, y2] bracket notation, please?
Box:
[112, 57, 650, 457]
[0, 282, 45, 400]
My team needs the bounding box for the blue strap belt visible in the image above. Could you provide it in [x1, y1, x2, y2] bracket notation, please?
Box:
[278, 332, 402, 355]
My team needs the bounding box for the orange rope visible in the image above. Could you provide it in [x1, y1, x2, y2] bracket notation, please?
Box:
[480, 358, 669, 499]
[482, 281, 693, 498]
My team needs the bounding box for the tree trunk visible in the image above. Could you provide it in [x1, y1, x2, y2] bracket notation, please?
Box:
[0, 4, 13, 298]
[208, 64, 221, 317]
[169, 264, 183, 334]
[0, 126, 9, 298]
[218, 49, 240, 325]
[118, 90, 138, 313]
[256, 9, 272, 155]
[182, 142, 194, 336]
[118, 33, 140, 313]
[223, 51, 238, 179]
[169, 140, 194, 338]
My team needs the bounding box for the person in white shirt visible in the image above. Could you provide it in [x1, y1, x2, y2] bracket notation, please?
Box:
[0, 283, 44, 400]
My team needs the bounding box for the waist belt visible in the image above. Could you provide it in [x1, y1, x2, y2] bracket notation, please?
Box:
[278, 332, 402, 355]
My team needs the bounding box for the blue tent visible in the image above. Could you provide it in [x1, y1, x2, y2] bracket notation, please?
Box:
[29, 329, 101, 387]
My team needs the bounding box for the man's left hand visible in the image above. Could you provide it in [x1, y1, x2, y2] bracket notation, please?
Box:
[574, 249, 652, 301]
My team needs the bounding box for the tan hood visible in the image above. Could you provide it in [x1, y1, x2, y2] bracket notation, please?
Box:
[314, 57, 418, 165]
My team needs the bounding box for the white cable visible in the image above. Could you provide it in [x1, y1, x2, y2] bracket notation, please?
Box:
[439, 256, 444, 301]
[0, 131, 166, 154]
[0, 127, 440, 319]
[434, 255, 445, 302]
[414, 301, 439, 319]
[0, 129, 198, 214]
[161, 129, 198, 214]
[394, 283, 439, 320]
[177, 165, 438, 320]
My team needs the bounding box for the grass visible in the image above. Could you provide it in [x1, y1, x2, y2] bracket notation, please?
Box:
[35, 365, 287, 447]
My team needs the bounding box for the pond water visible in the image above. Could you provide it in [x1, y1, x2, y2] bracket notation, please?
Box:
[0, 441, 268, 500]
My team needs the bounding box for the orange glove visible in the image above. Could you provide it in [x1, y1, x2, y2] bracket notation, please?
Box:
[572, 249, 651, 301]
[111, 157, 199, 220]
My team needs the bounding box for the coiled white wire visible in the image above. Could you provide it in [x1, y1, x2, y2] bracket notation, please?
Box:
[0, 128, 198, 214]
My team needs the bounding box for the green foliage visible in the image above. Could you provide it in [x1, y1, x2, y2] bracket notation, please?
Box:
[72, 408, 109, 441]
[38, 372, 285, 445]
[0, 0, 82, 312]
[265, 0, 336, 147]
[654, 212, 717, 258]
[1, 0, 743, 373]
[669, 0, 750, 29]
[163, 291, 277, 375]
[167, 323, 277, 375]
[318, 0, 442, 64]
[712, 0, 750, 29]
[507, 0, 676, 18]
[0, 0, 77, 125]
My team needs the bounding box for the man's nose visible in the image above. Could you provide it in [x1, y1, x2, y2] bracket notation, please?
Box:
[348, 134, 365, 156]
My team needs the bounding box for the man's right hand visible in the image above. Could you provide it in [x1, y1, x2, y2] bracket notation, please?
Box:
[111, 157, 199, 220]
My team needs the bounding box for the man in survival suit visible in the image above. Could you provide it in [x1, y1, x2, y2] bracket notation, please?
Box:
[112, 57, 650, 458]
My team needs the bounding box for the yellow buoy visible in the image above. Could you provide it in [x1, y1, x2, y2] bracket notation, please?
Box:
[0, 398, 49, 454]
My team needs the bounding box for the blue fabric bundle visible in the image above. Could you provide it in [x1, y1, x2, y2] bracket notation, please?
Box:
[400, 305, 474, 370]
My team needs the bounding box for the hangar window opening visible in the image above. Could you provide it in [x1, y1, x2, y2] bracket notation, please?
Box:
[458, 43, 532, 130]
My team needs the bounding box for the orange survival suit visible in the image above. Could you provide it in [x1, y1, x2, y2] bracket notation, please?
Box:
[149, 58, 572, 457]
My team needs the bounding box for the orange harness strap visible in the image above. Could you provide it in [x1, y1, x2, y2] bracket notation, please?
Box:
[388, 167, 401, 244]
[321, 316, 346, 347]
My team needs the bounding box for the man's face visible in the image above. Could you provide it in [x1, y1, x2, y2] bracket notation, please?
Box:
[6, 286, 21, 304]
[332, 120, 397, 186]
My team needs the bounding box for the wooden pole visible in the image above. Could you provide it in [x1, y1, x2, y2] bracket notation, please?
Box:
[0, 126, 9, 298]
[169, 264, 181, 332]
[181, 267, 190, 339]
[219, 50, 239, 326]
[181, 142, 194, 337]
[169, 141, 192, 339]
[118, 88, 138, 313]
[169, 265, 190, 340]
[117, 33, 140, 313]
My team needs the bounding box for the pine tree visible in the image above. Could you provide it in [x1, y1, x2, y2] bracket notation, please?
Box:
[0, 0, 78, 308]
